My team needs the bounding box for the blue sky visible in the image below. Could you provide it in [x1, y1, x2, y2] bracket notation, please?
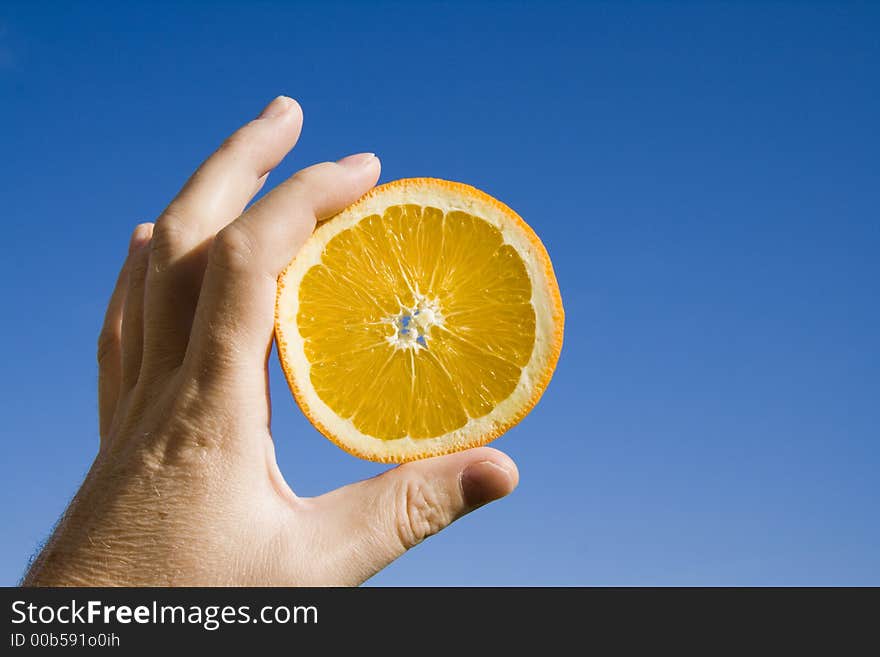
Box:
[1, 1, 878, 585]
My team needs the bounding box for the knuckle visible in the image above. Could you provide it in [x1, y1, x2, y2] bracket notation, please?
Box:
[129, 254, 150, 284]
[131, 222, 155, 246]
[285, 162, 340, 217]
[150, 208, 190, 261]
[290, 162, 332, 189]
[131, 221, 154, 242]
[210, 224, 257, 274]
[127, 247, 151, 283]
[217, 127, 259, 165]
[96, 328, 120, 364]
[394, 477, 448, 550]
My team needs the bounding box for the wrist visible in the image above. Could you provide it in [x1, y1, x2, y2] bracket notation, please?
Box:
[23, 458, 145, 586]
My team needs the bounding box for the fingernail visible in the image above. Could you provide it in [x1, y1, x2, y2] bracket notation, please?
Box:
[337, 152, 376, 168]
[258, 95, 293, 119]
[460, 461, 515, 509]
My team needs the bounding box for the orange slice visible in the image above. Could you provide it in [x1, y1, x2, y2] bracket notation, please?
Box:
[275, 178, 564, 462]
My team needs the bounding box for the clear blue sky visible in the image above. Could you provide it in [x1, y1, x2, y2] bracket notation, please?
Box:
[1, 1, 878, 585]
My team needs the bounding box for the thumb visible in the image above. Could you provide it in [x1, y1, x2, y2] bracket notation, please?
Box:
[309, 447, 519, 585]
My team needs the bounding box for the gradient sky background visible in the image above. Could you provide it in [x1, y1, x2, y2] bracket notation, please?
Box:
[1, 1, 878, 585]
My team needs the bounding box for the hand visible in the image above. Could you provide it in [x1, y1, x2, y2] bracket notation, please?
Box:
[23, 96, 519, 586]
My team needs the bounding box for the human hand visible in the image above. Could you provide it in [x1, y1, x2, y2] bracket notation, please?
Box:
[23, 97, 519, 586]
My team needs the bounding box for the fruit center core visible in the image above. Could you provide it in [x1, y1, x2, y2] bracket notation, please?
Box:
[385, 295, 443, 351]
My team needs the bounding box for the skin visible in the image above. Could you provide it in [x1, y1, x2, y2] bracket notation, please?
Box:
[23, 96, 518, 586]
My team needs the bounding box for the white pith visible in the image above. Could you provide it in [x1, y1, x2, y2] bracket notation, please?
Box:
[276, 180, 561, 461]
[384, 293, 442, 351]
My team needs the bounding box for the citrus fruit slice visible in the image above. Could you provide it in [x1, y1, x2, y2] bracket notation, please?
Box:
[275, 178, 564, 462]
